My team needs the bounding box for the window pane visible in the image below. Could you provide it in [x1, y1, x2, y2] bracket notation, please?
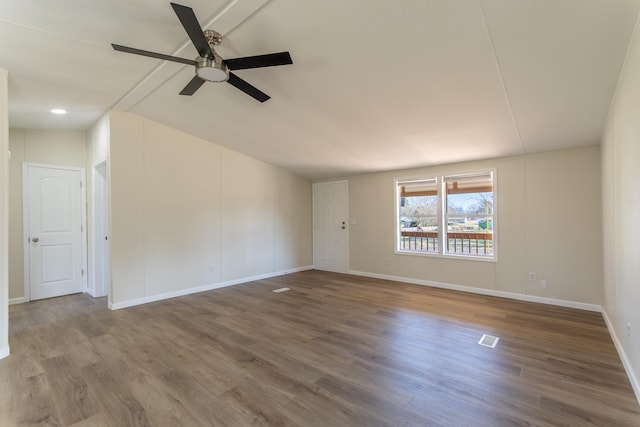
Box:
[444, 172, 494, 256]
[398, 178, 438, 253]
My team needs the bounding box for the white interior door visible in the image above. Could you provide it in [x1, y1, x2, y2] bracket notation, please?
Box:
[313, 181, 348, 273]
[25, 164, 85, 301]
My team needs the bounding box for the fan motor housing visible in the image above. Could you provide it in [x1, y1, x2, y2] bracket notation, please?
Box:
[196, 56, 229, 82]
[196, 30, 228, 82]
[204, 30, 222, 47]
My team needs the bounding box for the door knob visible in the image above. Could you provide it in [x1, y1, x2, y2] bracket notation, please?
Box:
[31, 237, 39, 243]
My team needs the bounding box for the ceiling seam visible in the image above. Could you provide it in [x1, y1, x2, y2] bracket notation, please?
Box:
[110, 26, 199, 111]
[478, 0, 527, 154]
[604, 6, 640, 123]
[0, 19, 108, 49]
[111, 0, 260, 112]
[109, 60, 185, 112]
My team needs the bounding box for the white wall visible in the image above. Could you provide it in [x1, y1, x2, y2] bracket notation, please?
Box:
[7, 129, 86, 301]
[86, 114, 109, 166]
[343, 146, 603, 308]
[108, 111, 312, 308]
[602, 14, 640, 401]
[0, 68, 9, 359]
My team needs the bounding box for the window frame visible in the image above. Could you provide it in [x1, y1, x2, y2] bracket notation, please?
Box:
[396, 176, 441, 255]
[395, 168, 497, 262]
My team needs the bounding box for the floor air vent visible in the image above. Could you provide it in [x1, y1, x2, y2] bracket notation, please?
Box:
[478, 334, 499, 348]
[272, 287, 290, 293]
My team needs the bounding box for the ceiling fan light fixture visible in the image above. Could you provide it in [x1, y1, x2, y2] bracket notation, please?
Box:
[196, 57, 229, 82]
[112, 3, 291, 100]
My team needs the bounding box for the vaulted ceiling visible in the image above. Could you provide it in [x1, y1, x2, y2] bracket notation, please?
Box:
[2, 0, 639, 179]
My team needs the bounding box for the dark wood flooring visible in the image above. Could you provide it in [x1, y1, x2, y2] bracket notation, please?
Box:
[1, 270, 639, 426]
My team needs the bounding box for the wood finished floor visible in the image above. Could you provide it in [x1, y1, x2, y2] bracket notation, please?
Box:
[1, 270, 639, 426]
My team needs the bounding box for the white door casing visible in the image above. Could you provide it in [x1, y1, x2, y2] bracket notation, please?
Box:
[23, 163, 86, 301]
[91, 161, 109, 298]
[313, 181, 348, 273]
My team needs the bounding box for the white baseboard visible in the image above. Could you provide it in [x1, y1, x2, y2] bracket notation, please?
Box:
[348, 270, 602, 312]
[0, 346, 9, 360]
[601, 309, 640, 406]
[10, 292, 103, 304]
[108, 265, 314, 310]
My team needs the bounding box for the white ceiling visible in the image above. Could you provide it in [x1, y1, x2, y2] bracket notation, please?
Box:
[1, 0, 639, 179]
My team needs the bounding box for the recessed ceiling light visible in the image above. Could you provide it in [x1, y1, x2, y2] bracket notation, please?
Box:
[50, 108, 67, 115]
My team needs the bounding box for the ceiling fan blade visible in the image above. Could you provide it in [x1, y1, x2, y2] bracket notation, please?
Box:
[227, 73, 270, 102]
[112, 44, 195, 66]
[224, 52, 293, 70]
[179, 75, 206, 96]
[170, 3, 213, 59]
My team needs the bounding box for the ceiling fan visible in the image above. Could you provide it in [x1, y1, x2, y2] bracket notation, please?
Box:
[112, 2, 293, 102]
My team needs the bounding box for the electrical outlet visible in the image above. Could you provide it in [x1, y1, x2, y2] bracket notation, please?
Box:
[209, 265, 216, 273]
[540, 280, 548, 290]
[528, 272, 537, 282]
[628, 322, 632, 337]
[384, 257, 390, 265]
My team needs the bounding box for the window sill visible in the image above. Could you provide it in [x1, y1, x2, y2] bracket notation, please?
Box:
[395, 249, 498, 263]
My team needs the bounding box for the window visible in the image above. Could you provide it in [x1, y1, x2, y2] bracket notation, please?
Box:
[398, 178, 439, 253]
[396, 170, 496, 259]
[444, 172, 494, 256]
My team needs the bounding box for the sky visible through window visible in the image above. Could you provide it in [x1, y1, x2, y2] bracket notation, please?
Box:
[448, 193, 493, 215]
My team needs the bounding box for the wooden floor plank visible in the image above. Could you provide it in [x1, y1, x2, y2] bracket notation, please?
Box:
[79, 363, 150, 427]
[40, 355, 101, 425]
[1, 270, 639, 426]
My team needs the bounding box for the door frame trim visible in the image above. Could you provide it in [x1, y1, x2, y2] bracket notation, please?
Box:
[312, 180, 349, 273]
[22, 162, 87, 302]
[89, 159, 109, 298]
